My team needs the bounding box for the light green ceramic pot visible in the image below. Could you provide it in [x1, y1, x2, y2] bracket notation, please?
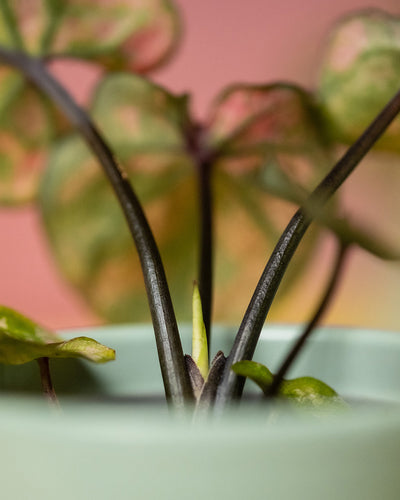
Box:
[1, 324, 400, 500]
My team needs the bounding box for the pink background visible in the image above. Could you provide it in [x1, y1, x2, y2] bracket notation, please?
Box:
[1, 0, 400, 331]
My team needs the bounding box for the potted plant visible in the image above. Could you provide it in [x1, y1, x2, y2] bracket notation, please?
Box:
[0, 3, 400, 499]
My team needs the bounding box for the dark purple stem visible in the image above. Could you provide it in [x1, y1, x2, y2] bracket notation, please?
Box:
[215, 86, 400, 410]
[37, 357, 59, 407]
[185, 123, 215, 350]
[0, 47, 193, 407]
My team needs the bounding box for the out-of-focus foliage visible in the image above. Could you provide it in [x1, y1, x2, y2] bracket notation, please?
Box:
[1, 5, 400, 324]
[39, 76, 332, 323]
[318, 9, 400, 150]
[0, 0, 181, 203]
[39, 74, 196, 322]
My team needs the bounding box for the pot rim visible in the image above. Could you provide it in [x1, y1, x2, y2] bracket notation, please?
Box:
[0, 323, 400, 439]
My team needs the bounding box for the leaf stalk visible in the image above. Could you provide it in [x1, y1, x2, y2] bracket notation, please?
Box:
[0, 47, 193, 407]
[215, 86, 400, 410]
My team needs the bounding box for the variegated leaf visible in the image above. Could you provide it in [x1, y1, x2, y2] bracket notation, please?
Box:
[0, 0, 181, 204]
[0, 67, 54, 203]
[44, 0, 181, 72]
[207, 84, 333, 311]
[318, 9, 400, 150]
[39, 74, 195, 322]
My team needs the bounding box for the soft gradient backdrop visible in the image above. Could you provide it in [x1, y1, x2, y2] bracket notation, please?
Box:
[1, 0, 400, 330]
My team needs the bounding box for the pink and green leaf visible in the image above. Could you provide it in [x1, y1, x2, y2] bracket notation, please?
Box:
[206, 84, 333, 310]
[0, 0, 181, 204]
[39, 135, 196, 322]
[43, 0, 181, 72]
[0, 67, 54, 203]
[208, 83, 331, 187]
[318, 9, 400, 150]
[0, 0, 181, 71]
[38, 75, 195, 322]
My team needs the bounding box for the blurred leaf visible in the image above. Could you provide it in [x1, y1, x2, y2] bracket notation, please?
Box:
[39, 136, 197, 322]
[48, 0, 181, 72]
[39, 74, 196, 323]
[318, 9, 400, 150]
[0, 1, 47, 52]
[0, 0, 181, 71]
[91, 73, 189, 150]
[39, 78, 338, 324]
[0, 1, 181, 204]
[319, 211, 400, 261]
[206, 84, 333, 314]
[0, 66, 55, 203]
[0, 2, 58, 204]
[208, 83, 330, 158]
[0, 305, 115, 365]
[232, 360, 341, 406]
[208, 83, 331, 205]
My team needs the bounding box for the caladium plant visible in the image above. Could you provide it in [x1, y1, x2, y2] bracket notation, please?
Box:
[0, 3, 399, 411]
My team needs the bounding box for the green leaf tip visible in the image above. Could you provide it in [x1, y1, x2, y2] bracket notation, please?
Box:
[48, 336, 116, 364]
[191, 282, 209, 379]
[232, 360, 344, 407]
[0, 305, 115, 365]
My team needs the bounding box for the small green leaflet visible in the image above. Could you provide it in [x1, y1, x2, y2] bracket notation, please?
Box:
[0, 305, 115, 365]
[232, 360, 345, 407]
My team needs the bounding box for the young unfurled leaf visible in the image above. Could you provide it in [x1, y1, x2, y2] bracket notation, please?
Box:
[318, 9, 400, 150]
[0, 305, 115, 365]
[191, 283, 208, 379]
[232, 360, 343, 407]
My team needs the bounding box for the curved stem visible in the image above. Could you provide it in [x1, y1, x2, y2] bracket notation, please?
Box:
[215, 86, 400, 410]
[0, 48, 193, 407]
[268, 242, 349, 397]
